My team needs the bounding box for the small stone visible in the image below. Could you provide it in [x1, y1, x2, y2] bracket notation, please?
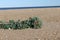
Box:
[34, 38, 40, 40]
[38, 39, 40, 40]
[1, 37, 2, 40]
[1, 30, 3, 33]
[53, 32, 57, 35]
[8, 28, 11, 30]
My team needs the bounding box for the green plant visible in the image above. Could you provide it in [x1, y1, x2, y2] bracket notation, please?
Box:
[0, 17, 42, 29]
[33, 17, 42, 29]
[15, 20, 21, 29]
[28, 17, 42, 29]
[9, 20, 16, 29]
[3, 24, 10, 29]
[0, 21, 4, 29]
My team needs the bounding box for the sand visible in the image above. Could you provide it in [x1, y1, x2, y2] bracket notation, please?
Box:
[0, 8, 60, 40]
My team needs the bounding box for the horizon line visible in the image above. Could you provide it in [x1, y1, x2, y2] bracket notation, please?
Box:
[0, 6, 60, 10]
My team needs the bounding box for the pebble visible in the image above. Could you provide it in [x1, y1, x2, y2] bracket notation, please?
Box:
[1, 37, 2, 40]
[53, 32, 57, 35]
[8, 28, 11, 30]
[38, 39, 40, 40]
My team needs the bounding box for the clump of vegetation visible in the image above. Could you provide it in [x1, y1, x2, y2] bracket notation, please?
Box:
[28, 17, 42, 29]
[0, 17, 42, 30]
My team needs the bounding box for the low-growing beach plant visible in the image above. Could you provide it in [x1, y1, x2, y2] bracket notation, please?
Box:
[9, 20, 15, 29]
[0, 17, 42, 29]
[28, 17, 42, 29]
[3, 24, 10, 29]
[33, 17, 42, 29]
